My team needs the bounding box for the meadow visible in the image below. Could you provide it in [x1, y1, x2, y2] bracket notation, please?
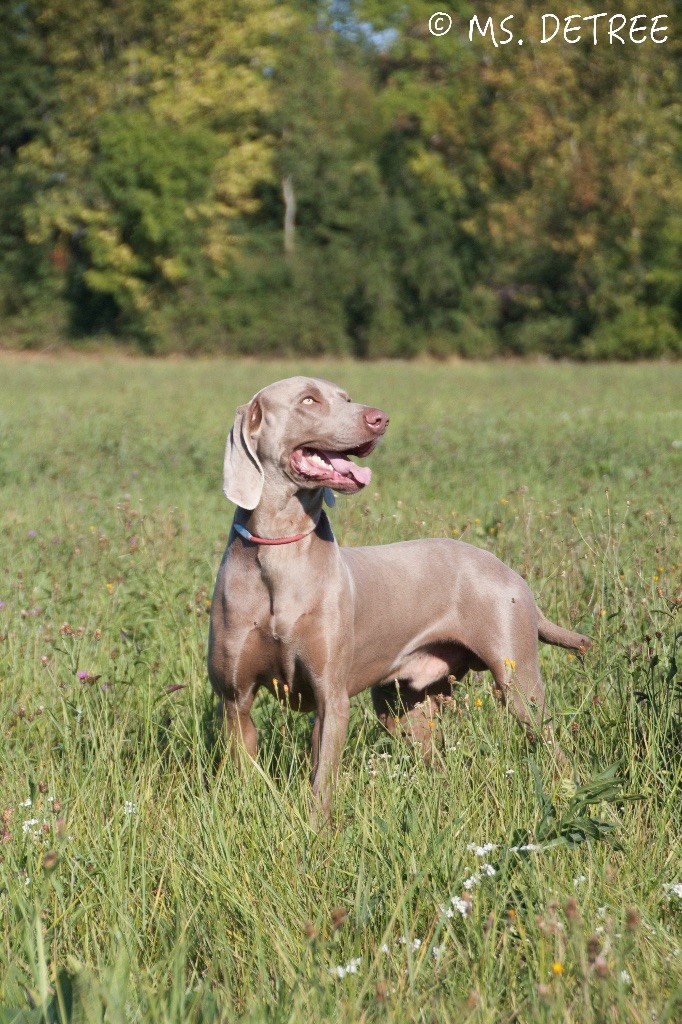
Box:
[0, 355, 680, 1023]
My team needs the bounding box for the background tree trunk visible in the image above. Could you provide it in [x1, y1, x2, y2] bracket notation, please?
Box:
[282, 174, 296, 255]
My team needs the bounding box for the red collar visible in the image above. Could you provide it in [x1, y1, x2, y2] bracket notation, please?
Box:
[232, 521, 315, 546]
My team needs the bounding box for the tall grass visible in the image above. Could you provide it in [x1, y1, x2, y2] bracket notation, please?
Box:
[0, 357, 680, 1022]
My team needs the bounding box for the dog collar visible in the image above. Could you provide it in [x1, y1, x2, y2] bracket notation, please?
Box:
[233, 522, 315, 546]
[233, 488, 336, 546]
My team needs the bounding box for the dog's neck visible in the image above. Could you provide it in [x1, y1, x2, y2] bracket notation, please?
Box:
[236, 485, 331, 544]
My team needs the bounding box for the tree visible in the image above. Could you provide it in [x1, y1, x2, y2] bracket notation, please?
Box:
[17, 0, 289, 342]
[1, 0, 680, 356]
[0, 2, 55, 320]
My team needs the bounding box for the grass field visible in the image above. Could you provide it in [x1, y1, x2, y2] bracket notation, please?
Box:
[0, 356, 681, 1023]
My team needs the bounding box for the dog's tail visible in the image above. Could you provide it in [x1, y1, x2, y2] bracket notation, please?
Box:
[538, 612, 592, 653]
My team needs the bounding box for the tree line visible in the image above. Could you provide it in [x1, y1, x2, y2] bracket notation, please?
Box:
[1, 0, 680, 358]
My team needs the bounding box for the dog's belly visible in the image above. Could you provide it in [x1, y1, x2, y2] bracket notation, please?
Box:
[381, 649, 451, 690]
[385, 647, 471, 688]
[369, 642, 484, 693]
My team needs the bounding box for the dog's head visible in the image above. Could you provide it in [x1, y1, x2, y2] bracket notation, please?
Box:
[222, 377, 388, 509]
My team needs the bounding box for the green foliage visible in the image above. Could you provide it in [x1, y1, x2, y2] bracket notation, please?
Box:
[67, 111, 219, 340]
[504, 317, 576, 357]
[517, 762, 631, 853]
[0, 1, 681, 355]
[11, 0, 285, 345]
[581, 305, 682, 361]
[0, 3, 56, 320]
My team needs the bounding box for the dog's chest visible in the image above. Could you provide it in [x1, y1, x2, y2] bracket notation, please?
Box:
[225, 563, 320, 658]
[233, 563, 322, 639]
[236, 611, 319, 711]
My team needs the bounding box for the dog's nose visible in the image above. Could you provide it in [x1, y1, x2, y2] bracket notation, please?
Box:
[364, 407, 389, 434]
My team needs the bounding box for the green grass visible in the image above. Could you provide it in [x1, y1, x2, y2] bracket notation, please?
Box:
[0, 355, 681, 1023]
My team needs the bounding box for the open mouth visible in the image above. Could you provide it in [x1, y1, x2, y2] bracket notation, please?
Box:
[290, 439, 376, 490]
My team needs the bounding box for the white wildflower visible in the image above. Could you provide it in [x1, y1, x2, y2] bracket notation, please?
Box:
[332, 957, 361, 979]
[124, 800, 137, 815]
[463, 874, 480, 890]
[20, 798, 32, 808]
[573, 874, 587, 887]
[22, 818, 39, 834]
[665, 882, 682, 900]
[467, 842, 496, 857]
[450, 895, 471, 917]
[379, 943, 389, 954]
[480, 863, 496, 877]
[620, 969, 632, 985]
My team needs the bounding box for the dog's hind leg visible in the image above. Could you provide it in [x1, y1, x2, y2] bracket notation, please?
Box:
[371, 682, 443, 758]
[489, 652, 566, 766]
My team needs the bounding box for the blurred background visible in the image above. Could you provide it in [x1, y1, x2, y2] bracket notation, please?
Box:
[1, 0, 680, 358]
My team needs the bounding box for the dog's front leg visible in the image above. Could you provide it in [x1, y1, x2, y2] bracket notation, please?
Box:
[310, 715, 321, 782]
[310, 687, 350, 824]
[219, 688, 258, 762]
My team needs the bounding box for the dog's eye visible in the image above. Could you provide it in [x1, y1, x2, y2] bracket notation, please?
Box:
[301, 396, 316, 405]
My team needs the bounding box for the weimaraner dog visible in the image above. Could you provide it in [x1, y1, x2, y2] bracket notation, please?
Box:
[208, 376, 591, 818]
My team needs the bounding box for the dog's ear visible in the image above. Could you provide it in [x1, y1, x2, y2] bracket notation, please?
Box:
[222, 399, 264, 509]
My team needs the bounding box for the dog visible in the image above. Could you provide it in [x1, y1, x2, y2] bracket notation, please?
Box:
[208, 376, 591, 818]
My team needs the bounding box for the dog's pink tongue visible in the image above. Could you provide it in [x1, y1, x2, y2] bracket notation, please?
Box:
[326, 452, 372, 486]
